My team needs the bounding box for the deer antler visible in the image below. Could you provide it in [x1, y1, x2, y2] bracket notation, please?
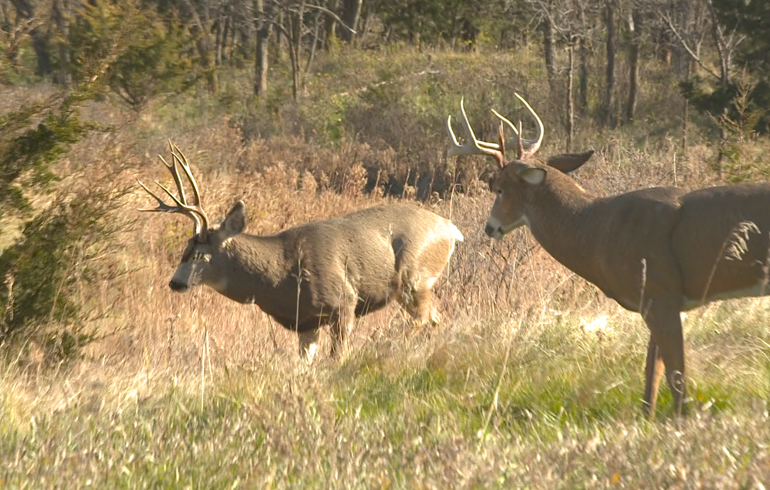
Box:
[445, 93, 545, 166]
[445, 98, 507, 168]
[137, 141, 211, 236]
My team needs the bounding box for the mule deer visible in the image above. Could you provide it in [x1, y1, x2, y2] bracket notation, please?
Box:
[139, 143, 464, 363]
[447, 93, 770, 418]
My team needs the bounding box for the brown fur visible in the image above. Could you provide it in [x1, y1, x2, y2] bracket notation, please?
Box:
[169, 201, 463, 361]
[487, 156, 770, 417]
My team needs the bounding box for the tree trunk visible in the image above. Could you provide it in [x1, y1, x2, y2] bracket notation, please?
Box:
[220, 15, 231, 65]
[707, 0, 731, 172]
[53, 0, 70, 88]
[602, 0, 616, 128]
[10, 0, 52, 76]
[303, 11, 322, 86]
[578, 35, 588, 112]
[625, 8, 641, 123]
[566, 37, 575, 153]
[707, 0, 730, 86]
[682, 59, 690, 154]
[340, 0, 362, 44]
[288, 0, 305, 101]
[325, 0, 339, 46]
[215, 17, 223, 66]
[254, 0, 271, 97]
[184, 0, 219, 94]
[360, 7, 372, 41]
[542, 16, 556, 94]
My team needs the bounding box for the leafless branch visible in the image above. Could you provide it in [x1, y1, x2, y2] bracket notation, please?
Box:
[660, 11, 721, 80]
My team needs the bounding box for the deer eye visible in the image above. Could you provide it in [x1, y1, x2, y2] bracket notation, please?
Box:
[496, 189, 503, 197]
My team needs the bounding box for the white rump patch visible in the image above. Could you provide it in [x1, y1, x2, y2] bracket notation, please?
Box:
[448, 223, 464, 242]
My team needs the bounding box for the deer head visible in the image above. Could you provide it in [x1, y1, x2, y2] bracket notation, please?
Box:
[138, 142, 244, 293]
[446, 93, 593, 239]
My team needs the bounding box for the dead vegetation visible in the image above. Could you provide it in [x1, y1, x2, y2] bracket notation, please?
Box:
[1, 52, 770, 487]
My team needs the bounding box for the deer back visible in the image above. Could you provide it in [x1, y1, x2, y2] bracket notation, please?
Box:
[194, 202, 462, 329]
[274, 203, 463, 308]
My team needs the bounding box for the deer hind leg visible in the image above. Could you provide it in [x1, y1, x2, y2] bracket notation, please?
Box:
[405, 288, 441, 326]
[642, 338, 665, 419]
[298, 329, 320, 364]
[644, 302, 687, 417]
[329, 303, 355, 359]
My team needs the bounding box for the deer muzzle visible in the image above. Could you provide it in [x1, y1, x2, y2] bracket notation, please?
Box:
[168, 280, 189, 292]
[485, 223, 499, 238]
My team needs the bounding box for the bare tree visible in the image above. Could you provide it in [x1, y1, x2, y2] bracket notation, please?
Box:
[339, 0, 362, 43]
[252, 0, 353, 101]
[602, 0, 616, 128]
[9, 0, 53, 77]
[541, 5, 557, 94]
[179, 0, 222, 94]
[254, 0, 271, 96]
[661, 0, 744, 167]
[625, 4, 640, 123]
[526, 0, 596, 142]
[52, 0, 70, 88]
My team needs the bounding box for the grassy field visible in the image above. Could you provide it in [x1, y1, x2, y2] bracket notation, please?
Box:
[2, 48, 770, 488]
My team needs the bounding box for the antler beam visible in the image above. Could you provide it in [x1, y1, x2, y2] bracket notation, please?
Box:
[445, 93, 545, 166]
[137, 141, 210, 236]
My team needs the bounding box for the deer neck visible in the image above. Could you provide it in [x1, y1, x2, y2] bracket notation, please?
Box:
[207, 234, 291, 304]
[524, 174, 601, 280]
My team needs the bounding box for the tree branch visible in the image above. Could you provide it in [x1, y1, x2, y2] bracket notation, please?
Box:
[660, 11, 721, 80]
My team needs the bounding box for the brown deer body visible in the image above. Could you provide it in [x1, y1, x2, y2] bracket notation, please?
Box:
[447, 94, 770, 417]
[140, 144, 464, 362]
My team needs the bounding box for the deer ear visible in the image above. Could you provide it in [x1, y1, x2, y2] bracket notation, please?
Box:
[223, 200, 246, 235]
[518, 167, 546, 185]
[545, 150, 595, 173]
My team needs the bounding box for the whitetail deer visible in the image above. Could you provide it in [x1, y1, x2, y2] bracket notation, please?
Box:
[447, 93, 770, 418]
[139, 143, 464, 363]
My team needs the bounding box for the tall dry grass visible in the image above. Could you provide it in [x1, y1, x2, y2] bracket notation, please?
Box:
[2, 49, 770, 487]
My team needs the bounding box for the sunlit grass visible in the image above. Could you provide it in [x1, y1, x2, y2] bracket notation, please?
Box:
[2, 305, 769, 488]
[2, 47, 770, 488]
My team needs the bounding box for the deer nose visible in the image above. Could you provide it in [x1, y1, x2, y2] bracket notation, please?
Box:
[168, 280, 188, 292]
[484, 223, 497, 237]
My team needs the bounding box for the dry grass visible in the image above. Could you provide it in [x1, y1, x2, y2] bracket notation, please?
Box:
[1, 50, 770, 488]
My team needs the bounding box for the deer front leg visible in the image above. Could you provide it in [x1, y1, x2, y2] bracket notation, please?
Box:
[298, 329, 320, 364]
[644, 301, 687, 417]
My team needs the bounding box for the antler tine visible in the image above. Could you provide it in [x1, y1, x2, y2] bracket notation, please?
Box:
[137, 179, 174, 212]
[137, 142, 211, 236]
[488, 94, 544, 159]
[445, 115, 462, 156]
[168, 141, 210, 230]
[169, 142, 203, 206]
[490, 108, 519, 137]
[512, 92, 544, 157]
[136, 179, 204, 233]
[446, 98, 505, 168]
[158, 153, 188, 205]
